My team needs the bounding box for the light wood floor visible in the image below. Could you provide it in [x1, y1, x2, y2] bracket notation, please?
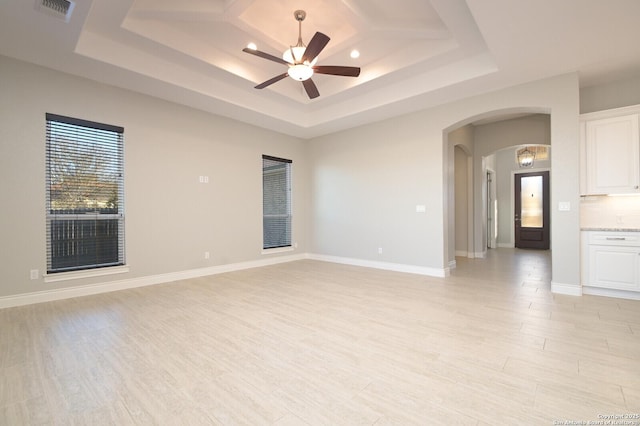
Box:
[2, 249, 639, 425]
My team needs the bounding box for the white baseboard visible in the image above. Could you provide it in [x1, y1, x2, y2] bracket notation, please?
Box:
[474, 251, 486, 259]
[0, 254, 307, 309]
[497, 243, 515, 248]
[448, 259, 457, 269]
[454, 250, 468, 258]
[551, 281, 582, 296]
[307, 253, 449, 278]
[1, 253, 453, 309]
[582, 286, 640, 300]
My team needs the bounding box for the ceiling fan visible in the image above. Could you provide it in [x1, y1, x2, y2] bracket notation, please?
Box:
[242, 10, 361, 99]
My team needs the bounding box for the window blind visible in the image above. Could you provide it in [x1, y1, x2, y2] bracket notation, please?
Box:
[45, 113, 125, 273]
[262, 155, 292, 249]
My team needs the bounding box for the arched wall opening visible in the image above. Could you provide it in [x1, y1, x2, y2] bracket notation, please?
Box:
[444, 108, 552, 269]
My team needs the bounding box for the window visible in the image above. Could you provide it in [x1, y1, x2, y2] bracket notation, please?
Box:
[262, 155, 292, 249]
[46, 114, 125, 273]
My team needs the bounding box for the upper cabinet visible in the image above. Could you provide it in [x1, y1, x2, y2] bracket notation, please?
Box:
[580, 105, 640, 195]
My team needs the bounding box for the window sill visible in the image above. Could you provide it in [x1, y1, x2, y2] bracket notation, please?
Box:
[262, 246, 294, 255]
[44, 265, 130, 283]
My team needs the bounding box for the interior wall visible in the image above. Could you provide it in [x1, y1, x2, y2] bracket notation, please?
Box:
[454, 146, 469, 256]
[472, 114, 551, 253]
[1, 54, 582, 296]
[580, 74, 640, 113]
[0, 55, 309, 298]
[308, 117, 438, 270]
[311, 73, 580, 288]
[448, 125, 474, 261]
[483, 154, 496, 252]
[496, 149, 515, 247]
[494, 146, 551, 247]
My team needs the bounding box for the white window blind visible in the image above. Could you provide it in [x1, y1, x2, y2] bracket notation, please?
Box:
[45, 113, 125, 273]
[262, 155, 292, 249]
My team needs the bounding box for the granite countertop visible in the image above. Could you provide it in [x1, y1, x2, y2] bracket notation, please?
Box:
[581, 228, 640, 232]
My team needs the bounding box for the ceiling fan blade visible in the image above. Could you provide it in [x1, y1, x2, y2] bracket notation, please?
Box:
[255, 73, 289, 89]
[243, 48, 291, 65]
[301, 32, 330, 63]
[313, 66, 361, 77]
[302, 79, 320, 99]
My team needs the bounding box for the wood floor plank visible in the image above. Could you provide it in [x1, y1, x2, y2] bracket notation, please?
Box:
[1, 249, 639, 424]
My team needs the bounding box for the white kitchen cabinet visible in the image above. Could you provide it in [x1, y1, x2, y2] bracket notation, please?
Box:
[580, 106, 640, 195]
[582, 231, 640, 294]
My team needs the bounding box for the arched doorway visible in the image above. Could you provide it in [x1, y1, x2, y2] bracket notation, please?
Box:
[445, 109, 552, 269]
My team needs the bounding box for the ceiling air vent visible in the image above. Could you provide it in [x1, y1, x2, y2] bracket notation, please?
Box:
[35, 0, 75, 23]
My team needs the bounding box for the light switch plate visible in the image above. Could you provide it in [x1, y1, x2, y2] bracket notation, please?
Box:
[416, 205, 426, 213]
[558, 201, 570, 211]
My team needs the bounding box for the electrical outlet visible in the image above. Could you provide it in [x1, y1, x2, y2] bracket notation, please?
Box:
[30, 269, 39, 280]
[378, 247, 383, 254]
[204, 251, 210, 259]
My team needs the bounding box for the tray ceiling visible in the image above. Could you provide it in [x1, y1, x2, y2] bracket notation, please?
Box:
[1, 0, 640, 138]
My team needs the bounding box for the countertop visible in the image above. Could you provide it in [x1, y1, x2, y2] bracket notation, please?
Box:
[581, 228, 640, 232]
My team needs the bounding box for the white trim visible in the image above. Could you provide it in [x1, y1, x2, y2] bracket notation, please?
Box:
[261, 246, 294, 255]
[2, 253, 454, 309]
[0, 254, 306, 309]
[580, 104, 640, 121]
[551, 281, 582, 296]
[448, 259, 457, 269]
[307, 253, 449, 278]
[454, 250, 468, 257]
[474, 251, 487, 258]
[44, 265, 130, 283]
[582, 286, 640, 301]
[497, 243, 515, 248]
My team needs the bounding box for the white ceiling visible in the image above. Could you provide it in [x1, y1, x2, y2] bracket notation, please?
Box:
[2, 0, 640, 138]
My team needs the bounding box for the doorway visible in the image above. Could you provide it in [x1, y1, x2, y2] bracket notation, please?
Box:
[514, 171, 550, 249]
[486, 169, 497, 249]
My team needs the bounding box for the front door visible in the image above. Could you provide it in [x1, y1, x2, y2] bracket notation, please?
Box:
[514, 171, 550, 249]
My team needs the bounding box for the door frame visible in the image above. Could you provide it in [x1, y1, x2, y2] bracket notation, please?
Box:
[486, 168, 497, 249]
[510, 167, 550, 248]
[509, 167, 553, 248]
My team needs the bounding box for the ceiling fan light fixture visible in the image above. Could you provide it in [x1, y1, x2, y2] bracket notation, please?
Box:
[287, 64, 313, 81]
[242, 9, 360, 99]
[283, 46, 318, 66]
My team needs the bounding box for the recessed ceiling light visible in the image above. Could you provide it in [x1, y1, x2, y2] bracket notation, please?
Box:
[247, 42, 257, 50]
[350, 50, 360, 59]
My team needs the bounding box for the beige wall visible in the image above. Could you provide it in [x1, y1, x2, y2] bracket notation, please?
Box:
[454, 146, 469, 255]
[580, 74, 640, 113]
[494, 146, 551, 247]
[0, 55, 309, 298]
[1, 54, 585, 299]
[449, 125, 474, 259]
[310, 73, 580, 289]
[473, 115, 551, 247]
